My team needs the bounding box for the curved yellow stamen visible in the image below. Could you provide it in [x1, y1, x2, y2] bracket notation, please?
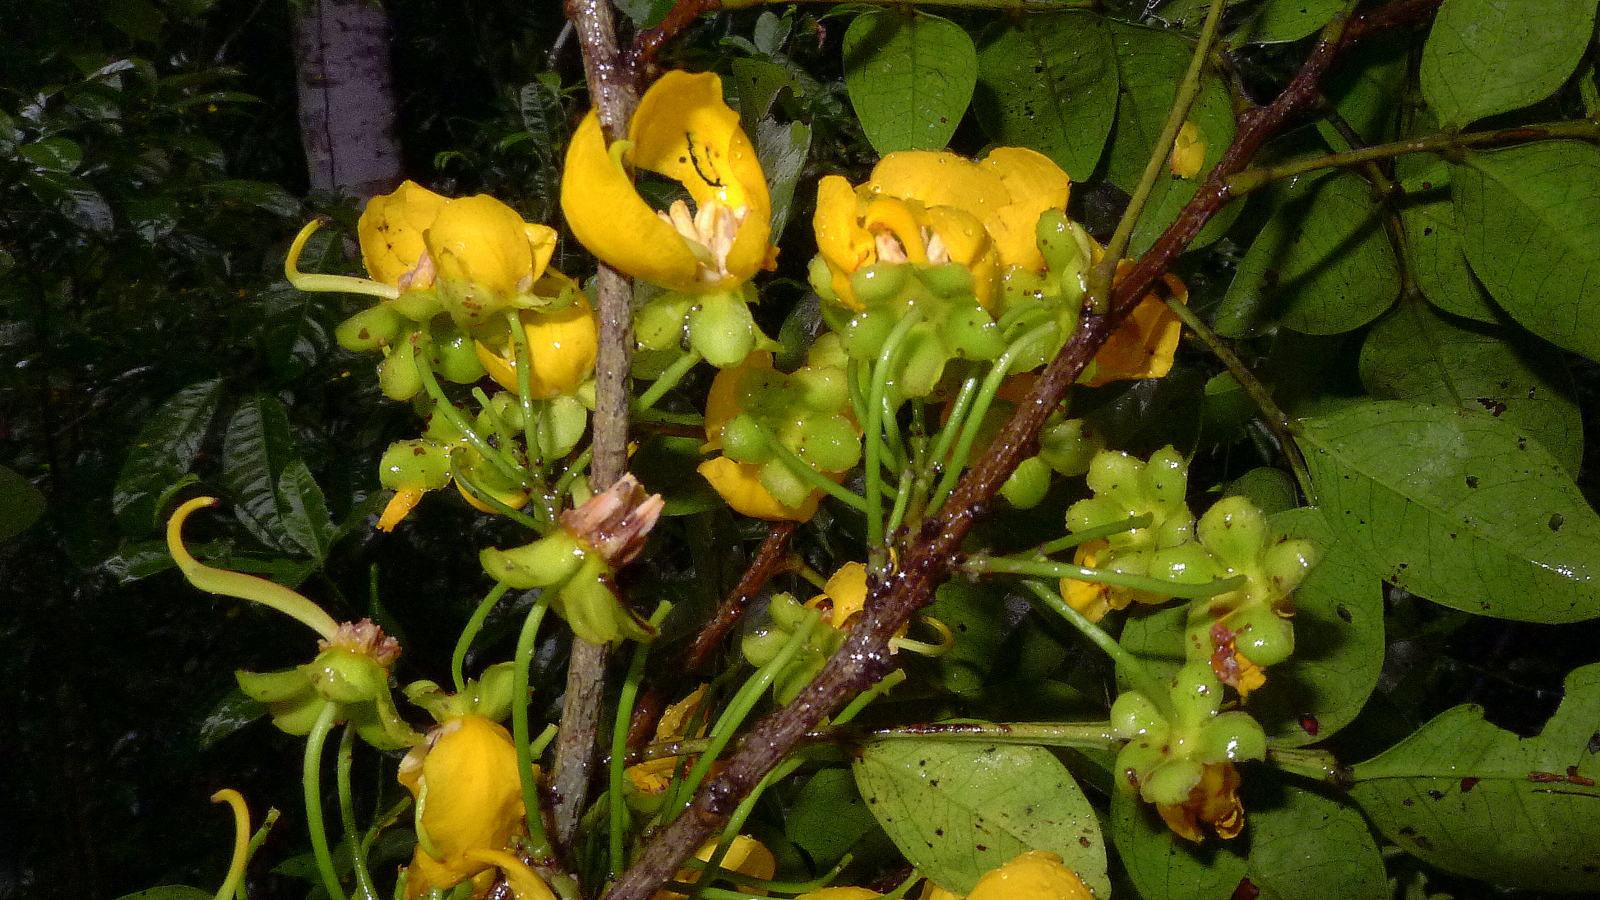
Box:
[209, 789, 251, 900]
[285, 219, 401, 300]
[168, 497, 341, 640]
[463, 849, 557, 900]
[889, 615, 955, 658]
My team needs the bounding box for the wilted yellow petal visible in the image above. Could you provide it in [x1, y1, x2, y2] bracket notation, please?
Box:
[1170, 121, 1205, 180]
[1081, 271, 1187, 387]
[698, 456, 820, 521]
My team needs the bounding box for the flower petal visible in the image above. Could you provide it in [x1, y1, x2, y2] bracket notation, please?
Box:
[979, 147, 1071, 272]
[561, 111, 704, 291]
[868, 150, 1009, 219]
[359, 180, 448, 287]
[698, 456, 820, 521]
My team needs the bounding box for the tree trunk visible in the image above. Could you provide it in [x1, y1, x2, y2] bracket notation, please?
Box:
[290, 0, 402, 201]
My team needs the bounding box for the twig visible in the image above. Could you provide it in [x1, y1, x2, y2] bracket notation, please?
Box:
[602, 3, 1419, 898]
[557, 0, 643, 858]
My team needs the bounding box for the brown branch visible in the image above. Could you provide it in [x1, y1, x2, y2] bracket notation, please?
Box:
[635, 0, 723, 74]
[686, 521, 796, 671]
[557, 0, 643, 859]
[600, 3, 1431, 898]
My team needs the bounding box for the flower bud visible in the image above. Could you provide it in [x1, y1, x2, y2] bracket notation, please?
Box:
[337, 304, 405, 351]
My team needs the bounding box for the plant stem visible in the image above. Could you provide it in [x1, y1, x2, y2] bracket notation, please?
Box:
[1089, 0, 1228, 313]
[635, 350, 704, 412]
[610, 602, 674, 879]
[302, 701, 348, 900]
[452, 581, 511, 694]
[512, 592, 557, 861]
[1035, 513, 1154, 557]
[336, 725, 379, 900]
[1159, 296, 1315, 501]
[605, 3, 1411, 897]
[866, 719, 1122, 750]
[1018, 579, 1173, 717]
[974, 555, 1245, 600]
[560, 0, 642, 854]
[864, 308, 924, 546]
[1226, 118, 1600, 195]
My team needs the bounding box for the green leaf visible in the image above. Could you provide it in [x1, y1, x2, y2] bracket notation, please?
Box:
[1359, 302, 1583, 475]
[202, 179, 300, 218]
[113, 378, 223, 535]
[1215, 172, 1399, 337]
[1223, 467, 1297, 516]
[0, 464, 46, 543]
[973, 12, 1118, 182]
[1121, 507, 1384, 747]
[1453, 141, 1600, 361]
[198, 688, 267, 750]
[786, 767, 887, 870]
[222, 394, 334, 560]
[1349, 663, 1600, 891]
[756, 117, 812, 243]
[1231, 0, 1345, 44]
[1103, 21, 1239, 255]
[20, 136, 83, 173]
[631, 435, 723, 516]
[111, 888, 214, 900]
[843, 8, 976, 154]
[1114, 773, 1386, 900]
[1297, 400, 1600, 623]
[1420, 0, 1596, 129]
[854, 739, 1108, 897]
[1395, 154, 1498, 323]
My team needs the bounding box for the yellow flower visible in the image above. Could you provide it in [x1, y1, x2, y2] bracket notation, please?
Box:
[360, 181, 449, 289]
[1059, 538, 1155, 622]
[1079, 262, 1188, 388]
[967, 851, 1094, 900]
[698, 456, 823, 521]
[627, 685, 709, 795]
[562, 70, 773, 294]
[804, 561, 870, 629]
[813, 148, 1070, 310]
[653, 835, 775, 900]
[1169, 121, 1206, 180]
[1156, 761, 1245, 843]
[474, 287, 600, 399]
[355, 180, 560, 330]
[397, 715, 525, 898]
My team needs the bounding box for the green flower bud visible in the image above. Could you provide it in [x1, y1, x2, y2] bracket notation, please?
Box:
[722, 414, 775, 465]
[1144, 446, 1190, 509]
[1230, 606, 1295, 667]
[758, 456, 814, 510]
[1037, 209, 1093, 290]
[1142, 757, 1205, 806]
[916, 262, 975, 299]
[937, 300, 1007, 361]
[307, 647, 392, 705]
[1197, 496, 1268, 566]
[431, 322, 487, 384]
[635, 294, 692, 352]
[534, 395, 589, 461]
[337, 304, 405, 351]
[1001, 456, 1052, 509]
[1110, 689, 1166, 739]
[687, 291, 761, 368]
[1084, 451, 1144, 501]
[849, 261, 910, 306]
[1148, 543, 1221, 585]
[1195, 711, 1267, 764]
[388, 287, 442, 322]
[1169, 661, 1224, 723]
[1264, 538, 1319, 596]
[480, 530, 586, 590]
[899, 328, 950, 399]
[379, 439, 451, 491]
[378, 341, 423, 401]
[1038, 418, 1101, 477]
[788, 415, 861, 474]
[836, 306, 898, 361]
[789, 367, 850, 414]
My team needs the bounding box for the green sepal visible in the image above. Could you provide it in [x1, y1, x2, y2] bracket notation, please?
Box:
[336, 304, 405, 352]
[480, 531, 586, 590]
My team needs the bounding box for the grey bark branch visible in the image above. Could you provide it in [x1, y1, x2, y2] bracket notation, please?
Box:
[552, 0, 642, 860]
